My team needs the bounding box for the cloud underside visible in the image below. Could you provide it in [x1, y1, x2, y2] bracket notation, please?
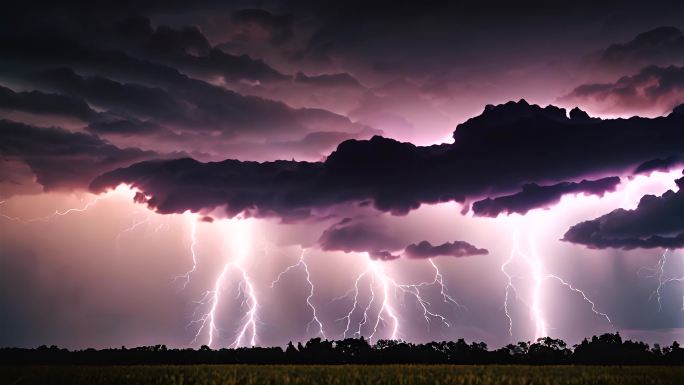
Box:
[317, 217, 488, 259]
[563, 175, 684, 249]
[472, 177, 621, 217]
[90, 100, 684, 221]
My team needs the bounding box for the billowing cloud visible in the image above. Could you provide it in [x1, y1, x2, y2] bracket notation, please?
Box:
[91, 100, 684, 220]
[472, 177, 621, 217]
[561, 65, 684, 116]
[0, 85, 96, 122]
[404, 240, 488, 259]
[635, 156, 684, 174]
[318, 217, 487, 261]
[0, 120, 155, 191]
[0, 16, 373, 161]
[563, 174, 684, 249]
[593, 26, 684, 72]
[318, 218, 404, 253]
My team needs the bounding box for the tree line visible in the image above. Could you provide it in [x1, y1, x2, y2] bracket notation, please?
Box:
[2, 333, 682, 365]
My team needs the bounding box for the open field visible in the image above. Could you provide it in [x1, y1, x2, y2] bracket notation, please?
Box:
[1, 365, 683, 385]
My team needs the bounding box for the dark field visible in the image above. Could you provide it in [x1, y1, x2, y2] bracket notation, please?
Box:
[1, 365, 683, 385]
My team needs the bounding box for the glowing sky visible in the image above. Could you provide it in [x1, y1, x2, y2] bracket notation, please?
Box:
[1, 1, 684, 349]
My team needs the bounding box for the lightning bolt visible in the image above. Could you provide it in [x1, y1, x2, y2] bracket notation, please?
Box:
[337, 254, 464, 342]
[336, 260, 398, 342]
[270, 248, 326, 339]
[174, 216, 200, 290]
[639, 249, 684, 311]
[0, 195, 107, 223]
[0, 184, 137, 223]
[189, 219, 259, 348]
[501, 230, 612, 340]
[368, 260, 400, 342]
[115, 214, 151, 250]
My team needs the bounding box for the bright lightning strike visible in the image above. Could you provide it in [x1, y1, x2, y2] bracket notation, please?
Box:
[336, 260, 399, 342]
[639, 249, 684, 311]
[190, 219, 259, 348]
[337, 254, 464, 343]
[270, 248, 326, 339]
[175, 215, 200, 290]
[501, 231, 612, 340]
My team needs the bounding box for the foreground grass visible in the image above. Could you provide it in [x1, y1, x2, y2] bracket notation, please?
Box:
[1, 365, 683, 385]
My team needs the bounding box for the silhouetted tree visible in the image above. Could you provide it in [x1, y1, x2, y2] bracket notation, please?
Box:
[1, 332, 682, 365]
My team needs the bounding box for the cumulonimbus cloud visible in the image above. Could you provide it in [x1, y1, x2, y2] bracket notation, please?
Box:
[90, 100, 684, 221]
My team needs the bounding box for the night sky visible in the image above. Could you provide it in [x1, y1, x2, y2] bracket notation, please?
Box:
[1, 1, 684, 349]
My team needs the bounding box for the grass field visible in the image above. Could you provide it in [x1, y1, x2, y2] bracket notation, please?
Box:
[1, 365, 683, 385]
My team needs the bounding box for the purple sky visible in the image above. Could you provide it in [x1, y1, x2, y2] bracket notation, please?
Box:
[1, 0, 684, 349]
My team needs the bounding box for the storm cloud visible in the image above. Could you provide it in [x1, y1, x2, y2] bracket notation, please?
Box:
[593, 26, 684, 72]
[0, 85, 96, 122]
[563, 174, 684, 249]
[91, 100, 684, 220]
[562, 65, 684, 116]
[0, 120, 155, 191]
[404, 241, 488, 259]
[318, 218, 405, 254]
[472, 177, 621, 217]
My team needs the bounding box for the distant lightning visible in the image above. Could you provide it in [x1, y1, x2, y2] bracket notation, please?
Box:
[0, 195, 106, 223]
[115, 214, 151, 251]
[175, 216, 200, 290]
[496, 170, 684, 339]
[639, 249, 684, 311]
[270, 248, 326, 339]
[0, 184, 137, 223]
[337, 254, 464, 342]
[189, 219, 259, 348]
[501, 230, 612, 340]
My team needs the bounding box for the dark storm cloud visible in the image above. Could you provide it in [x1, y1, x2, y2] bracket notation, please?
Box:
[562, 65, 684, 115]
[29, 68, 185, 123]
[0, 15, 366, 141]
[0, 85, 97, 121]
[0, 31, 370, 160]
[218, 129, 382, 162]
[563, 174, 684, 249]
[404, 241, 488, 259]
[635, 156, 684, 174]
[0, 120, 155, 191]
[594, 27, 684, 71]
[90, 100, 684, 220]
[318, 218, 404, 253]
[317, 218, 487, 261]
[471, 177, 621, 217]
